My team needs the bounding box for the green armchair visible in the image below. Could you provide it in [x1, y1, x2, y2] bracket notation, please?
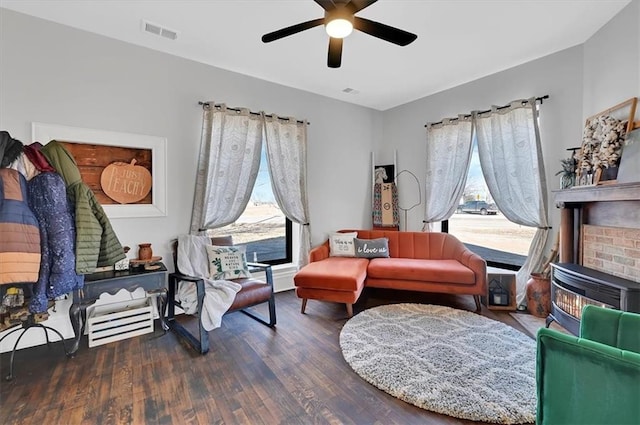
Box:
[536, 305, 640, 424]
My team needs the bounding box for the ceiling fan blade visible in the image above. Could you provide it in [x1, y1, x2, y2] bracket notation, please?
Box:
[353, 17, 417, 46]
[346, 0, 377, 14]
[327, 37, 343, 68]
[262, 18, 325, 43]
[314, 0, 336, 11]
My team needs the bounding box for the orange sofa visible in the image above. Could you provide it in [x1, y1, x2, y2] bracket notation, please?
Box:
[294, 230, 487, 317]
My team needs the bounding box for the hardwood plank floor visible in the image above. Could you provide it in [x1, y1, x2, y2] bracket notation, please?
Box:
[0, 289, 534, 425]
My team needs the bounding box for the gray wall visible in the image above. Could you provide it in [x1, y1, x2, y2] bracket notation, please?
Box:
[2, 2, 637, 352]
[583, 0, 639, 116]
[0, 8, 378, 264]
[379, 0, 639, 235]
[380, 46, 584, 233]
[2, 1, 638, 261]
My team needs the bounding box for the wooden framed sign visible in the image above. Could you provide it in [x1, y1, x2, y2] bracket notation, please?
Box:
[32, 122, 167, 218]
[101, 159, 153, 204]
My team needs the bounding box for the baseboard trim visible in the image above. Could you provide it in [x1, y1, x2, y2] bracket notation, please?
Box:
[266, 264, 297, 293]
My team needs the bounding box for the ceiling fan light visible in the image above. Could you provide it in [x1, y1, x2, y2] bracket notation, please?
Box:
[326, 18, 353, 38]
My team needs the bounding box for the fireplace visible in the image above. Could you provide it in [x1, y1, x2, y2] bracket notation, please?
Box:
[553, 182, 640, 334]
[549, 262, 640, 335]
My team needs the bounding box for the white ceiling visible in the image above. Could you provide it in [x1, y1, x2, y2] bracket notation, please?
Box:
[1, 0, 631, 110]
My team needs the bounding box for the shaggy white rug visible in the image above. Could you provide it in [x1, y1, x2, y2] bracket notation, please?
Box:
[339, 304, 536, 424]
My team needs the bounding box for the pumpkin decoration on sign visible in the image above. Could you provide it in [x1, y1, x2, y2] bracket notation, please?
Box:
[100, 159, 152, 204]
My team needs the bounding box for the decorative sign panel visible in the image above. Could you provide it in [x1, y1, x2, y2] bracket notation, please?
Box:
[33, 122, 167, 218]
[101, 159, 152, 204]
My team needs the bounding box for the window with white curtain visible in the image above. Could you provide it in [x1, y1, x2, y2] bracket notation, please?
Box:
[209, 144, 293, 265]
[446, 137, 536, 269]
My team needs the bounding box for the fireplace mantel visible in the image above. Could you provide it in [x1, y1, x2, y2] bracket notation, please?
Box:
[554, 182, 640, 204]
[554, 182, 640, 263]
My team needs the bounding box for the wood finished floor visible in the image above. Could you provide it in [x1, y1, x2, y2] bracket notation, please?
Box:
[0, 289, 533, 425]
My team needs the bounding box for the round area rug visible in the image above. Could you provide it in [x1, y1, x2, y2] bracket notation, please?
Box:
[339, 304, 536, 424]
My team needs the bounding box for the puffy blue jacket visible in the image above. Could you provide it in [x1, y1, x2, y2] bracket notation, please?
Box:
[27, 172, 84, 313]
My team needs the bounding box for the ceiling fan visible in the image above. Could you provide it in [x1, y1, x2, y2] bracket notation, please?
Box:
[261, 0, 417, 68]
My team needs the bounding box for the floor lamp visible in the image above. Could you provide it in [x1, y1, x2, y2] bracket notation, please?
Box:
[396, 170, 421, 231]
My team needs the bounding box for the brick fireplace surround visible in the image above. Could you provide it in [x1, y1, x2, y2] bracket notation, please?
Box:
[583, 225, 640, 282]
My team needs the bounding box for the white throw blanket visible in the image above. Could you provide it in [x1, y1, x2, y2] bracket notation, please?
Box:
[176, 234, 241, 331]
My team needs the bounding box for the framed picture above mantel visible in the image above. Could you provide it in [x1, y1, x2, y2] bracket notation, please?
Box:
[617, 127, 640, 184]
[32, 122, 167, 218]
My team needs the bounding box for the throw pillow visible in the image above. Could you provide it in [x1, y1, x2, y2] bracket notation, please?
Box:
[354, 237, 390, 258]
[205, 245, 251, 280]
[329, 232, 358, 257]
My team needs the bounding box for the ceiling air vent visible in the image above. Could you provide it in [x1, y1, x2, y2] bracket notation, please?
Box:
[142, 20, 179, 41]
[160, 28, 178, 40]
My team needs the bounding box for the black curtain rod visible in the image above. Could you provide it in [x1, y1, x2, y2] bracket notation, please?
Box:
[424, 95, 549, 128]
[198, 101, 309, 125]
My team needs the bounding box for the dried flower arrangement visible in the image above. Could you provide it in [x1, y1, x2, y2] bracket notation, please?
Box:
[576, 114, 628, 178]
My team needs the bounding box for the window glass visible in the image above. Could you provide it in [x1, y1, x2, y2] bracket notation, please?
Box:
[209, 146, 291, 265]
[447, 139, 536, 267]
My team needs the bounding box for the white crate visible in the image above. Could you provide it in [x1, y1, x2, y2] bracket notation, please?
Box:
[87, 298, 154, 347]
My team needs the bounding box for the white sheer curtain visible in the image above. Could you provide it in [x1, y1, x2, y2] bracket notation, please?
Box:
[263, 114, 311, 267]
[423, 116, 474, 231]
[190, 104, 263, 234]
[474, 98, 550, 306]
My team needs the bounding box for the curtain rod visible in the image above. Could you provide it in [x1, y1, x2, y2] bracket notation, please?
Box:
[198, 101, 310, 125]
[424, 95, 549, 128]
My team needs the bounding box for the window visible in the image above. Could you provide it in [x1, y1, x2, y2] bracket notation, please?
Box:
[445, 138, 536, 270]
[209, 146, 292, 265]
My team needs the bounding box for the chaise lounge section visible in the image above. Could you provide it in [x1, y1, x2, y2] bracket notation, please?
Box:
[294, 230, 486, 317]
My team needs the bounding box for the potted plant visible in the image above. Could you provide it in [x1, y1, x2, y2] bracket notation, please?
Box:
[556, 156, 576, 189]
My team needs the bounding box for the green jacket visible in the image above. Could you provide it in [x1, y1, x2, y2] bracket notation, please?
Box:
[41, 141, 125, 274]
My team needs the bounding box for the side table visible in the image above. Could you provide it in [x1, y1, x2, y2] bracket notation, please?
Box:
[68, 263, 168, 355]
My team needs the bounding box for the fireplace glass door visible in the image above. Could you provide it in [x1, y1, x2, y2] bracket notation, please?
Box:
[552, 280, 612, 321]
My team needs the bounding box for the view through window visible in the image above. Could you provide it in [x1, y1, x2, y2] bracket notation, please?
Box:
[209, 146, 291, 265]
[446, 138, 536, 268]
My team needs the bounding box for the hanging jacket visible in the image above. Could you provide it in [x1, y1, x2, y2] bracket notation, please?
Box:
[0, 131, 24, 168]
[27, 172, 85, 313]
[23, 143, 56, 173]
[0, 168, 41, 284]
[9, 152, 39, 181]
[41, 141, 125, 274]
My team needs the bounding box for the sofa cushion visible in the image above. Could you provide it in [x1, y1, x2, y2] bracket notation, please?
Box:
[341, 230, 473, 261]
[329, 232, 358, 257]
[354, 237, 389, 258]
[294, 257, 369, 291]
[205, 245, 251, 280]
[367, 258, 475, 285]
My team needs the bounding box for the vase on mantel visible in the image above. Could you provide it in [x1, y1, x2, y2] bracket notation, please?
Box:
[138, 243, 153, 260]
[526, 273, 551, 318]
[560, 173, 575, 189]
